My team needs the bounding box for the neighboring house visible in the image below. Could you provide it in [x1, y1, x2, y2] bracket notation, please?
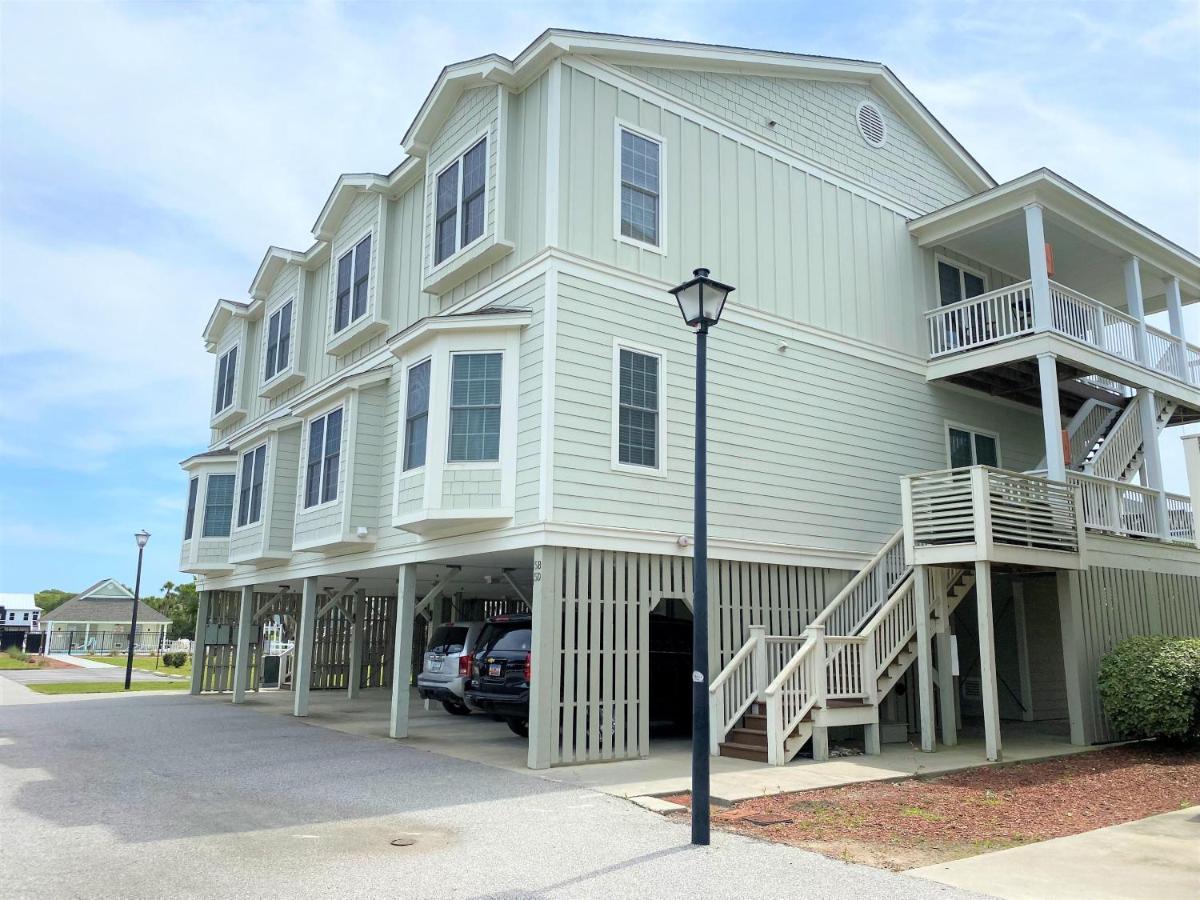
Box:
[42, 579, 170, 655]
[179, 30, 1200, 770]
[0, 593, 42, 651]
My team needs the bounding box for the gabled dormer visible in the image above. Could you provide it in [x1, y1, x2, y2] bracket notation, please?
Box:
[249, 246, 308, 399]
[203, 299, 252, 430]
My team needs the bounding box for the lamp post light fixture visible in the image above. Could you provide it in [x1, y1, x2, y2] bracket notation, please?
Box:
[668, 267, 734, 847]
[124, 529, 151, 691]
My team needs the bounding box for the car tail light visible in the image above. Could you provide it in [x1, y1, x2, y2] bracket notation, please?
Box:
[458, 655, 472, 677]
[523, 652, 531, 683]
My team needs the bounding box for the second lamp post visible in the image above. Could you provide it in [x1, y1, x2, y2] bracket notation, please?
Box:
[668, 267, 734, 847]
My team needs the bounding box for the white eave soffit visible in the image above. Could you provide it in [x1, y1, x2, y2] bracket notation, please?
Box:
[387, 309, 533, 357]
[201, 299, 255, 350]
[311, 161, 423, 242]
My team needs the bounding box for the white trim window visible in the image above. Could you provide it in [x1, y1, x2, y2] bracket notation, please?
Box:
[213, 346, 238, 413]
[202, 474, 236, 538]
[304, 408, 343, 508]
[334, 235, 371, 333]
[236, 444, 267, 527]
[434, 137, 488, 265]
[936, 258, 987, 307]
[448, 352, 502, 462]
[183, 477, 199, 540]
[615, 346, 662, 471]
[403, 359, 431, 471]
[264, 300, 293, 381]
[947, 425, 1000, 468]
[618, 126, 661, 247]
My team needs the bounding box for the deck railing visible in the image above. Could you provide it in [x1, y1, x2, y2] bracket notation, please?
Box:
[925, 279, 1200, 388]
[1064, 470, 1194, 544]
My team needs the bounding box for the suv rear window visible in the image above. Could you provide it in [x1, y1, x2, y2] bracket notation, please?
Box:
[427, 625, 468, 654]
[492, 628, 531, 652]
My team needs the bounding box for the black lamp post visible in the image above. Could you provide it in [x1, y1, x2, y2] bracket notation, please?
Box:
[668, 267, 734, 847]
[124, 530, 151, 690]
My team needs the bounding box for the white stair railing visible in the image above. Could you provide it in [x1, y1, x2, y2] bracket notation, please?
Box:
[1088, 395, 1173, 482]
[811, 529, 907, 637]
[763, 636, 821, 765]
[861, 576, 918, 683]
[707, 627, 765, 755]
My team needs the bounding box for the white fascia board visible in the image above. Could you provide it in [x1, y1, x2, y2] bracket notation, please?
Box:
[201, 299, 252, 350]
[288, 367, 392, 418]
[228, 412, 303, 451]
[180, 452, 237, 474]
[311, 173, 392, 241]
[249, 246, 307, 301]
[386, 310, 533, 358]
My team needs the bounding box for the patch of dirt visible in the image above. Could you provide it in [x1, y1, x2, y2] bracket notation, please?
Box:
[662, 744, 1200, 870]
[33, 656, 77, 669]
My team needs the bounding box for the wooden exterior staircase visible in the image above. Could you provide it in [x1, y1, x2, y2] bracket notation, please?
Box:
[1084, 393, 1176, 482]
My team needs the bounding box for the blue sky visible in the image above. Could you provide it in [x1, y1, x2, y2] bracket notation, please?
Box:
[1, 0, 1197, 594]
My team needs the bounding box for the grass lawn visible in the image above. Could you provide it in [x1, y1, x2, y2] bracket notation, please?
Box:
[0, 655, 43, 670]
[27, 681, 190, 695]
[82, 655, 192, 678]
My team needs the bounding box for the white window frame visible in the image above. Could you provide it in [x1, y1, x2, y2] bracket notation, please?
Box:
[445, 350, 504, 466]
[613, 120, 666, 256]
[183, 476, 199, 541]
[610, 338, 668, 478]
[262, 298, 294, 385]
[944, 421, 1003, 469]
[402, 356, 432, 473]
[212, 343, 239, 415]
[234, 443, 268, 530]
[934, 254, 989, 307]
[302, 406, 344, 511]
[431, 134, 489, 271]
[333, 232, 373, 335]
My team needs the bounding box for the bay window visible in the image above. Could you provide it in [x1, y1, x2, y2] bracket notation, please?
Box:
[304, 408, 343, 507]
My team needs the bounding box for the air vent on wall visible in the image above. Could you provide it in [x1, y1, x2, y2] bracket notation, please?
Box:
[855, 101, 887, 148]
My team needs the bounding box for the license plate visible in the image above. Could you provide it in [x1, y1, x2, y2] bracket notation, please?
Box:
[428, 658, 442, 673]
[488, 663, 503, 677]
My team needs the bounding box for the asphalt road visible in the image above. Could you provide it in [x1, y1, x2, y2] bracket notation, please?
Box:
[0, 679, 984, 899]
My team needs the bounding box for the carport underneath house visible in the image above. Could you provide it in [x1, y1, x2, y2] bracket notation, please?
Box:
[189, 546, 852, 770]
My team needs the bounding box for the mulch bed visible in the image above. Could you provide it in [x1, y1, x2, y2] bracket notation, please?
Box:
[662, 744, 1200, 870]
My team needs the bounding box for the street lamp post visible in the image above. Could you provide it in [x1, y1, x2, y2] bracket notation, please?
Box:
[669, 267, 734, 847]
[124, 530, 151, 691]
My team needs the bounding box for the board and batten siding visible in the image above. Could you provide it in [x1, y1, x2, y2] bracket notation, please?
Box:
[552, 272, 1045, 559]
[556, 62, 972, 358]
[615, 65, 973, 214]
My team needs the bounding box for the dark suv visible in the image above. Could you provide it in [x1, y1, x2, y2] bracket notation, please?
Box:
[464, 613, 692, 739]
[464, 614, 533, 737]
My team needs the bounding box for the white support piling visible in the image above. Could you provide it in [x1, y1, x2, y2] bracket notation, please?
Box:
[293, 577, 317, 717]
[347, 589, 365, 701]
[232, 585, 254, 704]
[527, 547, 558, 770]
[914, 565, 936, 753]
[190, 590, 210, 695]
[389, 564, 417, 739]
[975, 561, 1002, 761]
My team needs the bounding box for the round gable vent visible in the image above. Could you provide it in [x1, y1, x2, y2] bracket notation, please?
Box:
[855, 101, 887, 148]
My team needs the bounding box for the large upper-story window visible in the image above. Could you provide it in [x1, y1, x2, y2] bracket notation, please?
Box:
[202, 474, 236, 538]
[403, 359, 431, 471]
[948, 425, 1000, 468]
[617, 348, 661, 469]
[936, 259, 987, 307]
[434, 138, 487, 265]
[619, 127, 661, 247]
[236, 444, 267, 527]
[304, 408, 343, 507]
[448, 352, 501, 462]
[335, 235, 371, 333]
[264, 300, 293, 381]
[184, 477, 198, 541]
[213, 346, 238, 414]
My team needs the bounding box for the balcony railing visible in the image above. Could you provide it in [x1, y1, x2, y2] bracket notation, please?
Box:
[1065, 470, 1195, 544]
[926, 279, 1200, 388]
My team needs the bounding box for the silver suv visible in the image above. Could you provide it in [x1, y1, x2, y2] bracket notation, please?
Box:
[417, 621, 485, 715]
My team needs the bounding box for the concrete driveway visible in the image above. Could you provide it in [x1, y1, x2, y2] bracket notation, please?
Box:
[0, 681, 978, 900]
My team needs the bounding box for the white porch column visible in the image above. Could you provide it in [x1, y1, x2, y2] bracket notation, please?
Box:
[231, 586, 254, 704]
[1124, 256, 1150, 365]
[1183, 434, 1200, 549]
[975, 561, 1002, 762]
[347, 589, 365, 700]
[914, 566, 936, 753]
[189, 590, 210, 695]
[935, 591, 957, 747]
[1165, 276, 1186, 341]
[1024, 204, 1052, 330]
[293, 577, 317, 717]
[1037, 353, 1067, 481]
[389, 564, 417, 739]
[1136, 388, 1170, 540]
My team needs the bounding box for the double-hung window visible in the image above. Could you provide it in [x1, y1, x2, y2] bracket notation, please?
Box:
[448, 353, 501, 462]
[334, 235, 372, 333]
[236, 444, 267, 527]
[403, 359, 431, 470]
[948, 426, 1000, 469]
[184, 477, 199, 540]
[434, 137, 487, 265]
[304, 408, 343, 507]
[264, 301, 293, 380]
[619, 128, 661, 246]
[617, 348, 661, 468]
[202, 474, 236, 538]
[936, 260, 986, 307]
[214, 346, 238, 413]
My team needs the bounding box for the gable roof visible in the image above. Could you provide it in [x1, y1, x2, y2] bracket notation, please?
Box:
[0, 593, 38, 612]
[402, 29, 994, 193]
[42, 578, 169, 624]
[201, 298, 254, 351]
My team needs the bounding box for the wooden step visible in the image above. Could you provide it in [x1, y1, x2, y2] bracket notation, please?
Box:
[727, 726, 768, 748]
[719, 741, 769, 762]
[741, 713, 768, 730]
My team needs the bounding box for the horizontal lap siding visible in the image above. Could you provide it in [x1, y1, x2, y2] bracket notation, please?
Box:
[269, 427, 300, 554]
[349, 384, 387, 530]
[553, 273, 1043, 557]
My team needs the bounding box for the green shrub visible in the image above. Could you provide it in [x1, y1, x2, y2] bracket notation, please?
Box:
[1098, 636, 1200, 742]
[161, 651, 187, 669]
[5, 645, 29, 662]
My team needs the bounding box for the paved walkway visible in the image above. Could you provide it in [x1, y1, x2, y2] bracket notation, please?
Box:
[0, 683, 978, 899]
[911, 806, 1200, 899]
[44, 653, 113, 668]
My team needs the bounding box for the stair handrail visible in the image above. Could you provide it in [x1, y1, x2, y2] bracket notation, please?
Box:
[707, 626, 765, 755]
[858, 575, 918, 682]
[762, 636, 820, 765]
[810, 528, 906, 637]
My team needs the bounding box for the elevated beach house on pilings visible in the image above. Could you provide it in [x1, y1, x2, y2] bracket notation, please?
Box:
[179, 30, 1200, 770]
